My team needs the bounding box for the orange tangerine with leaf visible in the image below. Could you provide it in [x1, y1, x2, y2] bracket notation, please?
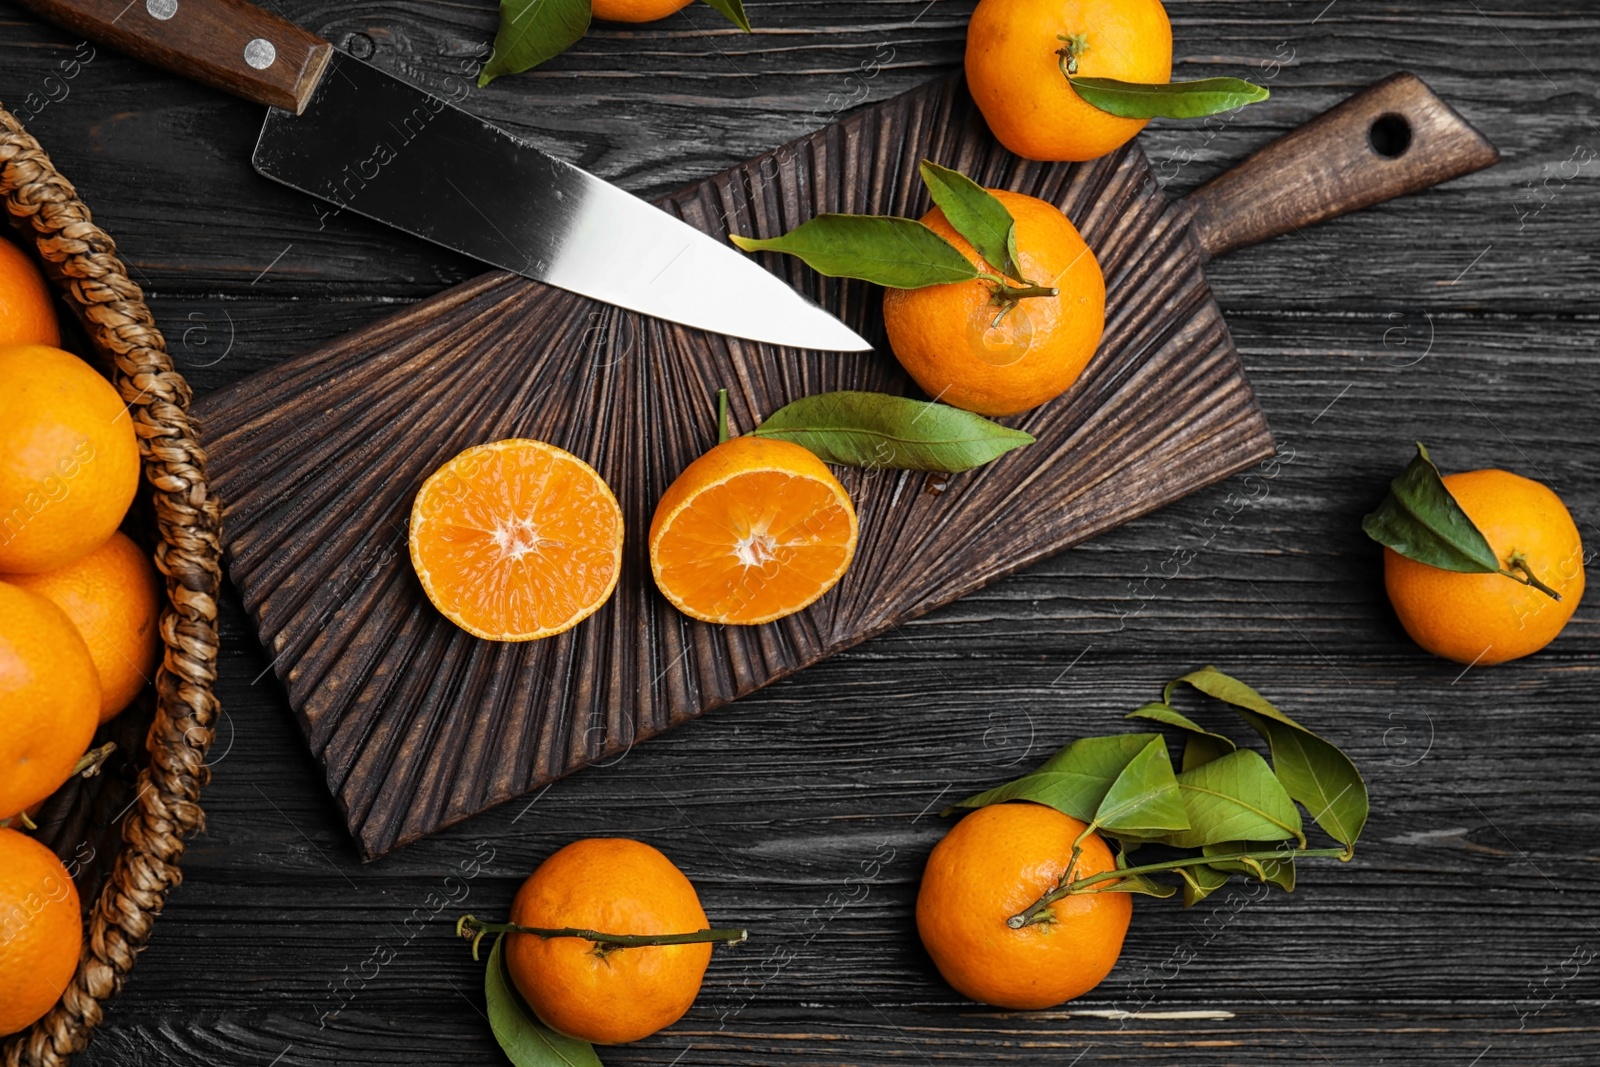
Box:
[501, 839, 721, 1044]
[966, 0, 1173, 162]
[916, 802, 1132, 1009]
[883, 188, 1105, 417]
[732, 163, 1105, 418]
[1383, 468, 1584, 665]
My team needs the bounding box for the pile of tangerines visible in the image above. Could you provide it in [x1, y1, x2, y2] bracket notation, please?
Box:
[0, 236, 162, 1037]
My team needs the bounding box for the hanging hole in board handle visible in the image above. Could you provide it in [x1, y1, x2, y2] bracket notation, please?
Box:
[1368, 113, 1413, 159]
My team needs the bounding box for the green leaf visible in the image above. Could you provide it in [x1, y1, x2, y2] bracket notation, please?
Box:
[485, 935, 602, 1067]
[1125, 701, 1236, 772]
[478, 0, 592, 85]
[1036, 732, 1156, 777]
[917, 160, 1023, 282]
[1361, 442, 1501, 574]
[947, 733, 1157, 820]
[945, 773, 1097, 820]
[751, 391, 1032, 473]
[1067, 76, 1269, 119]
[1204, 842, 1296, 892]
[1164, 749, 1304, 850]
[1091, 735, 1189, 838]
[1171, 667, 1369, 858]
[1176, 862, 1230, 907]
[699, 0, 750, 31]
[730, 215, 978, 289]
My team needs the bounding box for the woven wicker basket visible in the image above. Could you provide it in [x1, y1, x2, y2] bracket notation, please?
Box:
[0, 105, 222, 1066]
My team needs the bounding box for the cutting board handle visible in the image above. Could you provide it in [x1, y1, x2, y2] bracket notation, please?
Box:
[17, 0, 332, 114]
[1185, 72, 1499, 260]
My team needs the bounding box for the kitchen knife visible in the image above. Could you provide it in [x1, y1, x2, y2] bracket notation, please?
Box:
[15, 0, 873, 351]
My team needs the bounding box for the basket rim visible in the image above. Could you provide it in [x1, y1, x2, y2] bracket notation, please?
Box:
[0, 105, 223, 1067]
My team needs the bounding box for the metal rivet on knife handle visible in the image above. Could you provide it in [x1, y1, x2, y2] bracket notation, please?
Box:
[243, 38, 276, 70]
[15, 0, 333, 114]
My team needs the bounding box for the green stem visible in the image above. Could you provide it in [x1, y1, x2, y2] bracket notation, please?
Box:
[976, 272, 1058, 301]
[1055, 32, 1089, 77]
[716, 387, 730, 445]
[455, 914, 748, 961]
[1501, 552, 1561, 601]
[1006, 847, 1346, 929]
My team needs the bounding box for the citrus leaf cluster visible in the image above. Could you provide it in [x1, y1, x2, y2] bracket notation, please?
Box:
[732, 160, 1047, 293]
[948, 666, 1368, 907]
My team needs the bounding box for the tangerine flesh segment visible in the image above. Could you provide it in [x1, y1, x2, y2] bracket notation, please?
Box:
[410, 440, 622, 641]
[650, 438, 857, 626]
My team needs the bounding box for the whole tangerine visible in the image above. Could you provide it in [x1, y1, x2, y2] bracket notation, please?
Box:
[0, 344, 141, 574]
[966, 0, 1173, 162]
[0, 581, 101, 819]
[1384, 468, 1585, 665]
[916, 802, 1131, 1009]
[3, 531, 162, 722]
[883, 189, 1105, 417]
[504, 838, 714, 1044]
[0, 828, 82, 1036]
[0, 238, 59, 348]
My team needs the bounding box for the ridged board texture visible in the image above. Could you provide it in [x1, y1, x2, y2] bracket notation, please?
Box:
[195, 76, 1275, 860]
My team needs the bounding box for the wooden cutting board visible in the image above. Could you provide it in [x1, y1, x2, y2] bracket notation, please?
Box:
[195, 72, 1495, 860]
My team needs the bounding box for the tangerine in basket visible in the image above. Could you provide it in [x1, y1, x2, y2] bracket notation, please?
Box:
[505, 838, 713, 1044]
[409, 439, 623, 642]
[0, 581, 100, 820]
[3, 531, 163, 722]
[0, 344, 141, 574]
[649, 435, 858, 625]
[0, 828, 83, 1036]
[1384, 468, 1585, 665]
[883, 189, 1105, 417]
[916, 802, 1131, 1009]
[966, 0, 1173, 162]
[0, 238, 60, 348]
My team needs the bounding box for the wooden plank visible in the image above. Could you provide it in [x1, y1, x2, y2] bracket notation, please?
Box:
[1, 0, 1595, 1061]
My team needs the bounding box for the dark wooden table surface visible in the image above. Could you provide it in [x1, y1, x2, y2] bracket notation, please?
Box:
[4, 0, 1598, 1062]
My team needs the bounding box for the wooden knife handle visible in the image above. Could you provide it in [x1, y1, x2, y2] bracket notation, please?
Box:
[1185, 72, 1500, 260]
[17, 0, 332, 114]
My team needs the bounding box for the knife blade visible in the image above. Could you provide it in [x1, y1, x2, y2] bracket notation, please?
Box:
[16, 0, 872, 352]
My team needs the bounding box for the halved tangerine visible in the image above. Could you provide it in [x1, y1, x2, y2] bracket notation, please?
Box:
[649, 436, 858, 626]
[410, 439, 623, 642]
